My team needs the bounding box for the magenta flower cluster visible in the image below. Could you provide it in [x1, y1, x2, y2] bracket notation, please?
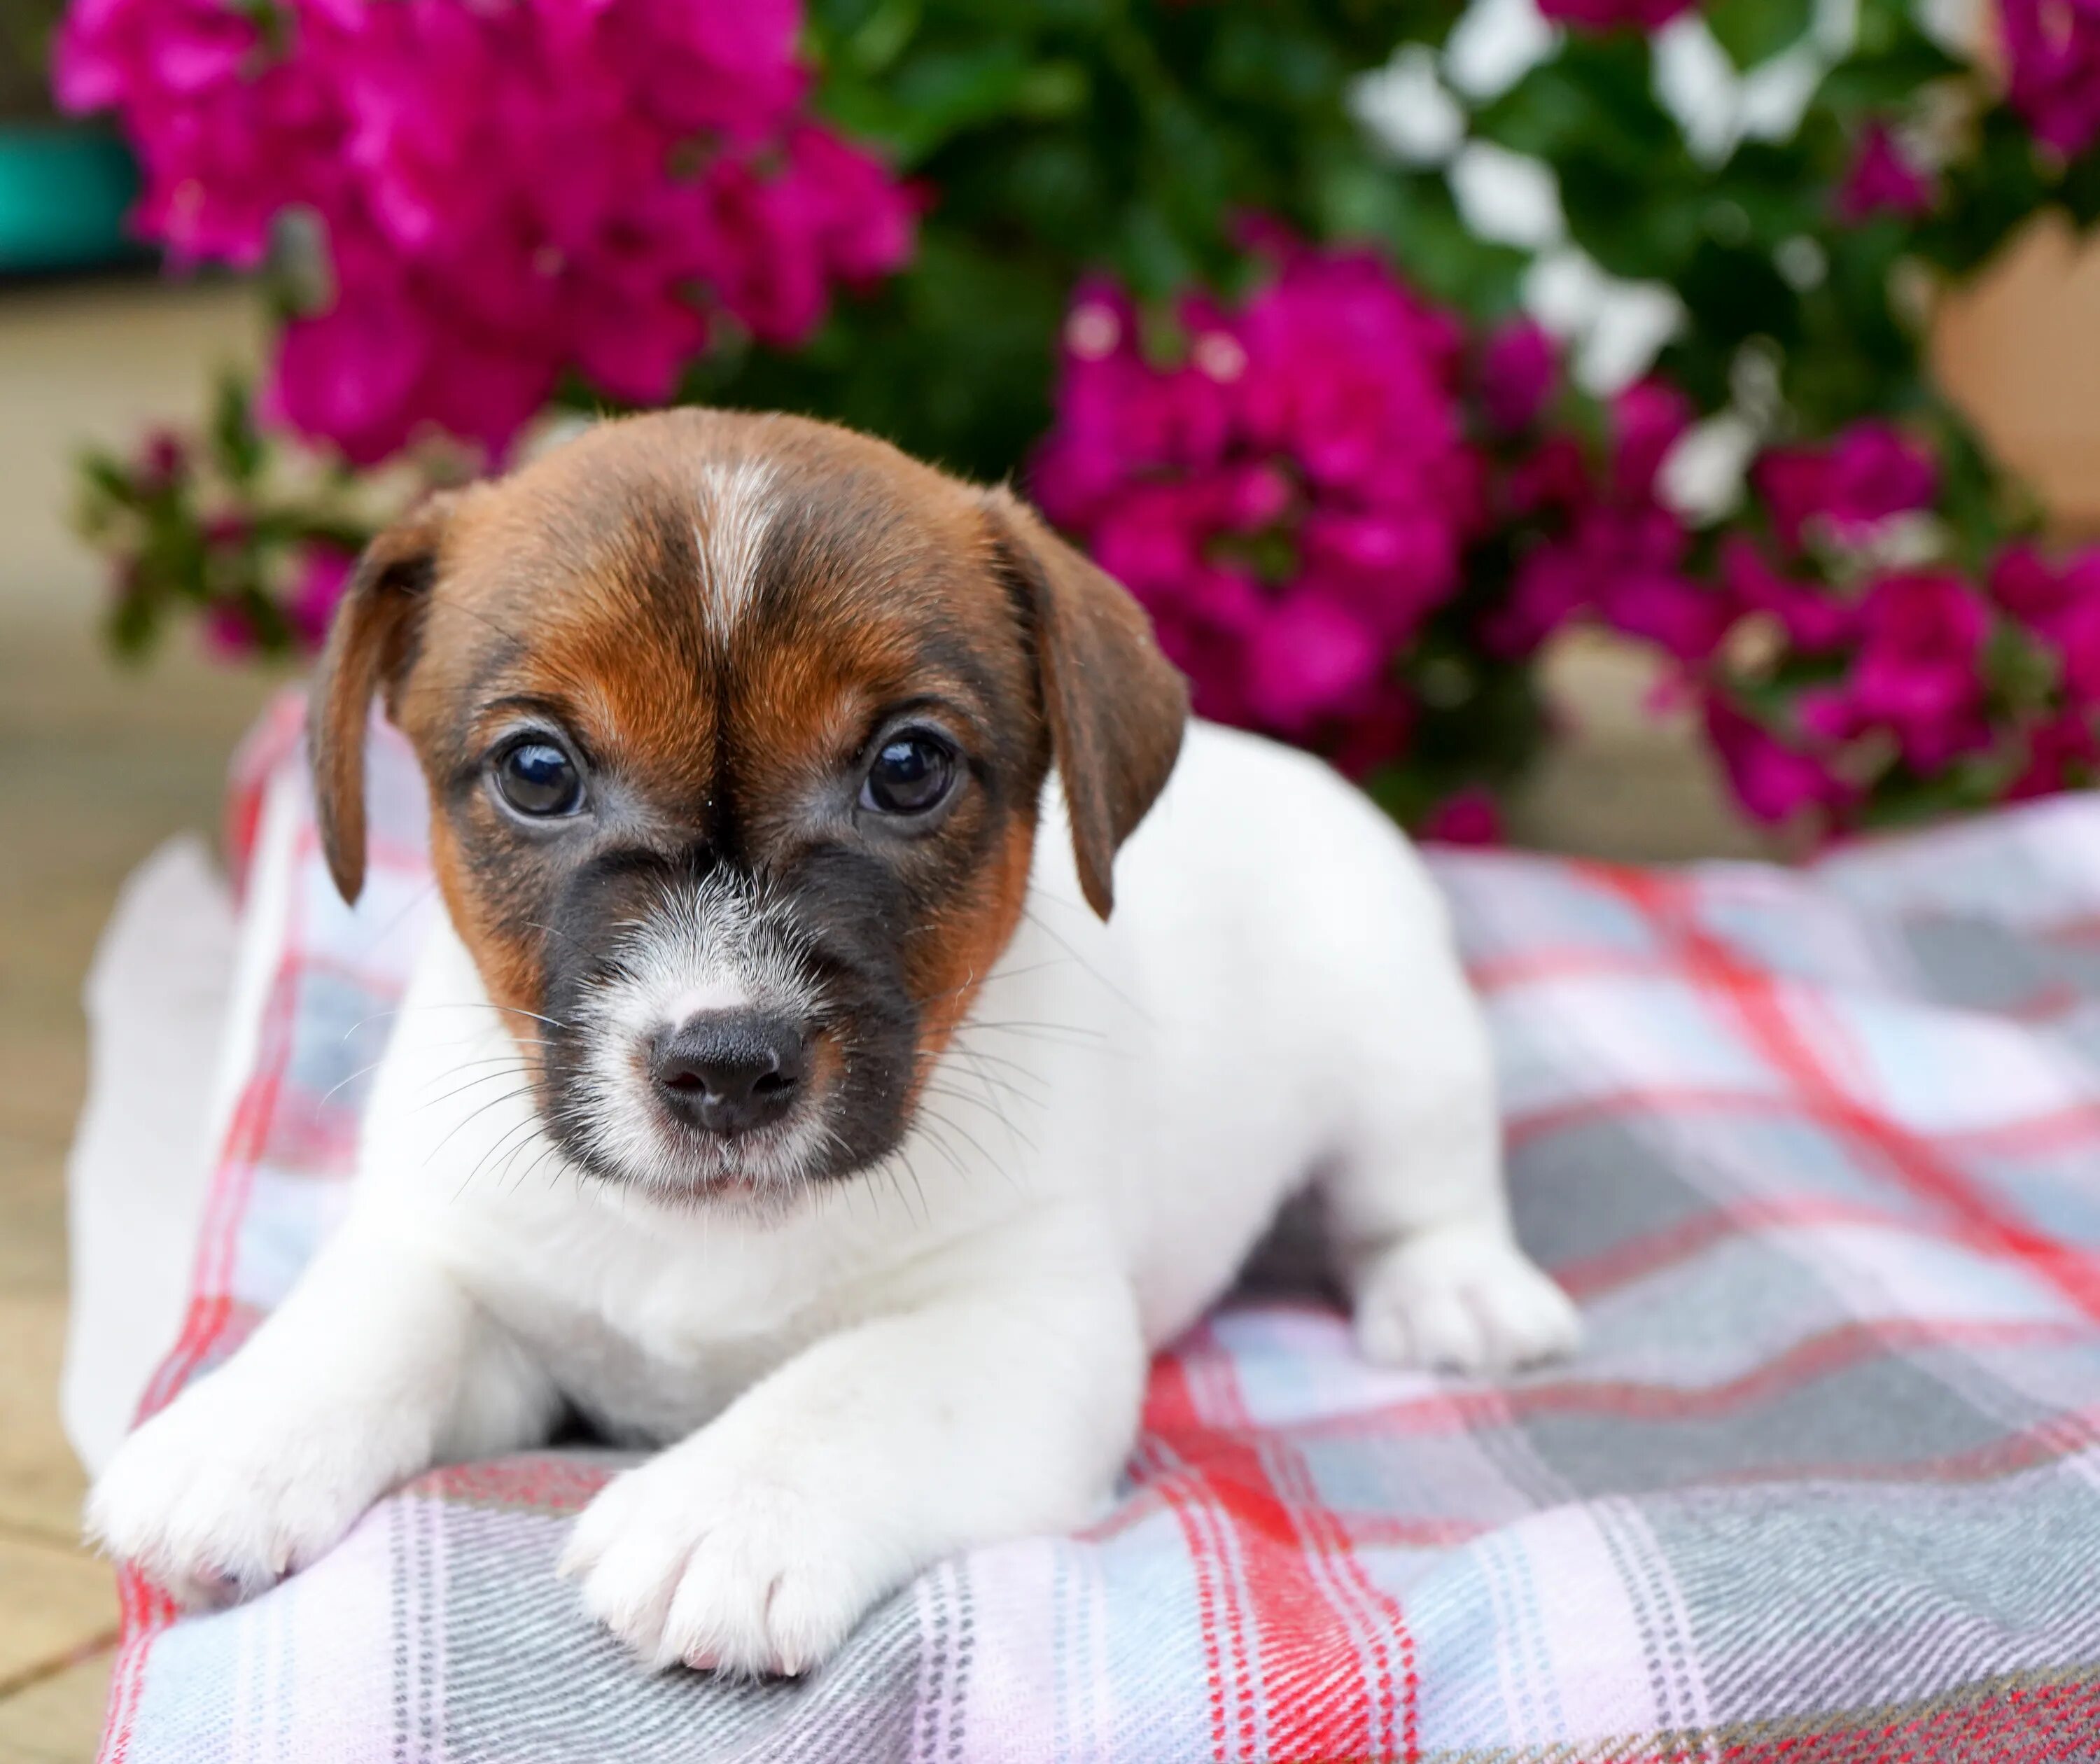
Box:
[1705, 425, 2100, 827]
[1534, 0, 1700, 32]
[2001, 0, 2100, 159]
[1837, 123, 1937, 223]
[1485, 375, 1721, 667]
[57, 0, 916, 463]
[1653, 421, 1987, 825]
[1032, 246, 1484, 778]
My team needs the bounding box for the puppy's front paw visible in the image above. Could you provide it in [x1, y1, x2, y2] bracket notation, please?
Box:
[1354, 1224, 1579, 1374]
[560, 1436, 897, 1678]
[87, 1370, 400, 1606]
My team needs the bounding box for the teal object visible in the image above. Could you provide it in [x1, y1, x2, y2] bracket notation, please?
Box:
[0, 124, 141, 274]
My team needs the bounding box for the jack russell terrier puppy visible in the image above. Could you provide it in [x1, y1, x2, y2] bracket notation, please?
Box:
[89, 410, 1578, 1677]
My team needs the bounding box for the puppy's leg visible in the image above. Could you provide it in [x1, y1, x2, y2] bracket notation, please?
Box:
[561, 1250, 1143, 1677]
[1324, 965, 1578, 1374]
[88, 1222, 554, 1604]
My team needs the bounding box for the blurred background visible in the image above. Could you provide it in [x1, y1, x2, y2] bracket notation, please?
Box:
[9, 0, 2100, 1754]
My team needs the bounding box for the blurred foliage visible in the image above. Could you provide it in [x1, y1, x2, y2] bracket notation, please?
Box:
[64, 0, 2100, 839]
[685, 0, 1480, 482]
[1, 0, 64, 121]
[79, 377, 375, 661]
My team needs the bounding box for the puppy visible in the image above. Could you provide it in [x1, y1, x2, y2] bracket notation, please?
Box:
[89, 410, 1577, 1676]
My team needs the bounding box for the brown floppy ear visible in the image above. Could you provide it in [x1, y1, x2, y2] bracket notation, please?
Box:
[307, 494, 454, 904]
[983, 486, 1189, 920]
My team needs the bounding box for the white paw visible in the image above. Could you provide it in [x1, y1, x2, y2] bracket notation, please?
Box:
[1353, 1224, 1580, 1373]
[87, 1368, 402, 1607]
[560, 1436, 896, 1678]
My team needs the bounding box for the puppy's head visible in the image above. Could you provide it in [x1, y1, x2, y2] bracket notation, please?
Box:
[309, 412, 1186, 1205]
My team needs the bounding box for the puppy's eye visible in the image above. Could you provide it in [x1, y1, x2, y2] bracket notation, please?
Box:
[860, 730, 955, 818]
[494, 740, 584, 817]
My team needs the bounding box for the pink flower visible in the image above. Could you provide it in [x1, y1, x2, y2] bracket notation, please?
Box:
[1501, 435, 1590, 520]
[1987, 542, 2100, 705]
[1494, 509, 1718, 664]
[1490, 539, 1592, 659]
[56, 0, 916, 463]
[287, 545, 358, 650]
[1245, 594, 1385, 734]
[2054, 597, 2100, 705]
[1537, 0, 1699, 30]
[1989, 540, 2100, 634]
[136, 427, 187, 493]
[1486, 384, 1708, 662]
[1421, 786, 1504, 846]
[1705, 698, 1851, 827]
[1326, 685, 1415, 783]
[1836, 122, 1935, 223]
[1034, 239, 1485, 774]
[1847, 571, 1992, 769]
[1754, 422, 1937, 549]
[1989, 540, 2071, 629]
[2001, 0, 2100, 159]
[1586, 507, 1724, 664]
[1719, 536, 1855, 650]
[2008, 710, 2100, 799]
[1611, 379, 1693, 502]
[201, 599, 262, 660]
[1478, 319, 1558, 434]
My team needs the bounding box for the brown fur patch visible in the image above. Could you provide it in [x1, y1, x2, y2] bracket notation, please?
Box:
[309, 408, 1185, 1190]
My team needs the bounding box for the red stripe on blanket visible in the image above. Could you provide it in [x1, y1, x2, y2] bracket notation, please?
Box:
[103, 813, 318, 1762]
[1585, 867, 2100, 1324]
[1474, 942, 2099, 1027]
[223, 691, 305, 905]
[134, 934, 302, 1419]
[99, 1569, 178, 1764]
[1509, 1082, 2100, 1168]
[1142, 1358, 1249, 1762]
[1548, 1193, 2024, 1301]
[1207, 1327, 1420, 1763]
[1270, 1317, 2084, 1444]
[1713, 1676, 2100, 1763]
[1147, 1336, 1420, 1763]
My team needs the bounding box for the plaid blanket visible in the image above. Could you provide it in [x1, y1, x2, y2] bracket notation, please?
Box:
[99, 694, 2100, 1763]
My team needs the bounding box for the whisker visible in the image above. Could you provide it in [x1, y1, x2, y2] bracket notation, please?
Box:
[316, 1059, 386, 1110]
[421, 1082, 542, 1172]
[1022, 904, 1143, 1016]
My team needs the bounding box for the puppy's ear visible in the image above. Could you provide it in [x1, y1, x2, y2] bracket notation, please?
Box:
[308, 493, 455, 904]
[983, 486, 1189, 920]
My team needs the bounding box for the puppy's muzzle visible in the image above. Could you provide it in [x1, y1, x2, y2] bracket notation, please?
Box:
[650, 1010, 808, 1138]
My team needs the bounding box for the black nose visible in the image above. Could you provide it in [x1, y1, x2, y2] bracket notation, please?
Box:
[650, 1011, 807, 1138]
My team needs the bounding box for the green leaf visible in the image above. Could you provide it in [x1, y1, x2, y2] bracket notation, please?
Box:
[1705, 0, 1813, 69]
[209, 377, 265, 486]
[2056, 146, 2100, 231]
[1474, 36, 1676, 167]
[78, 451, 138, 509]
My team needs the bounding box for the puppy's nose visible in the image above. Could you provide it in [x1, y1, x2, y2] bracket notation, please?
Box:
[650, 1012, 806, 1138]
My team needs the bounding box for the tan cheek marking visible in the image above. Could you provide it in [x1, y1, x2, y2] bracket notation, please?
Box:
[905, 816, 1039, 1089]
[802, 1030, 846, 1114]
[427, 818, 546, 1069]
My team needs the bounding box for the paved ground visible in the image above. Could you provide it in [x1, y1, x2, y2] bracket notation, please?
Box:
[0, 612, 281, 1762]
[0, 274, 274, 1764]
[0, 275, 1755, 1764]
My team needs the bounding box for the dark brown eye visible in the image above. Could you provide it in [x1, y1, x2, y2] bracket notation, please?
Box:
[860, 730, 955, 818]
[495, 739, 584, 817]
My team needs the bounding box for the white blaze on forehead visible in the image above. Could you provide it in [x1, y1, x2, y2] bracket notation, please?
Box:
[694, 457, 776, 639]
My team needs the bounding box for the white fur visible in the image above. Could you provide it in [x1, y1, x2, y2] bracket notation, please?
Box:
[88, 722, 1577, 1675]
[568, 872, 827, 1197]
[692, 458, 774, 639]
